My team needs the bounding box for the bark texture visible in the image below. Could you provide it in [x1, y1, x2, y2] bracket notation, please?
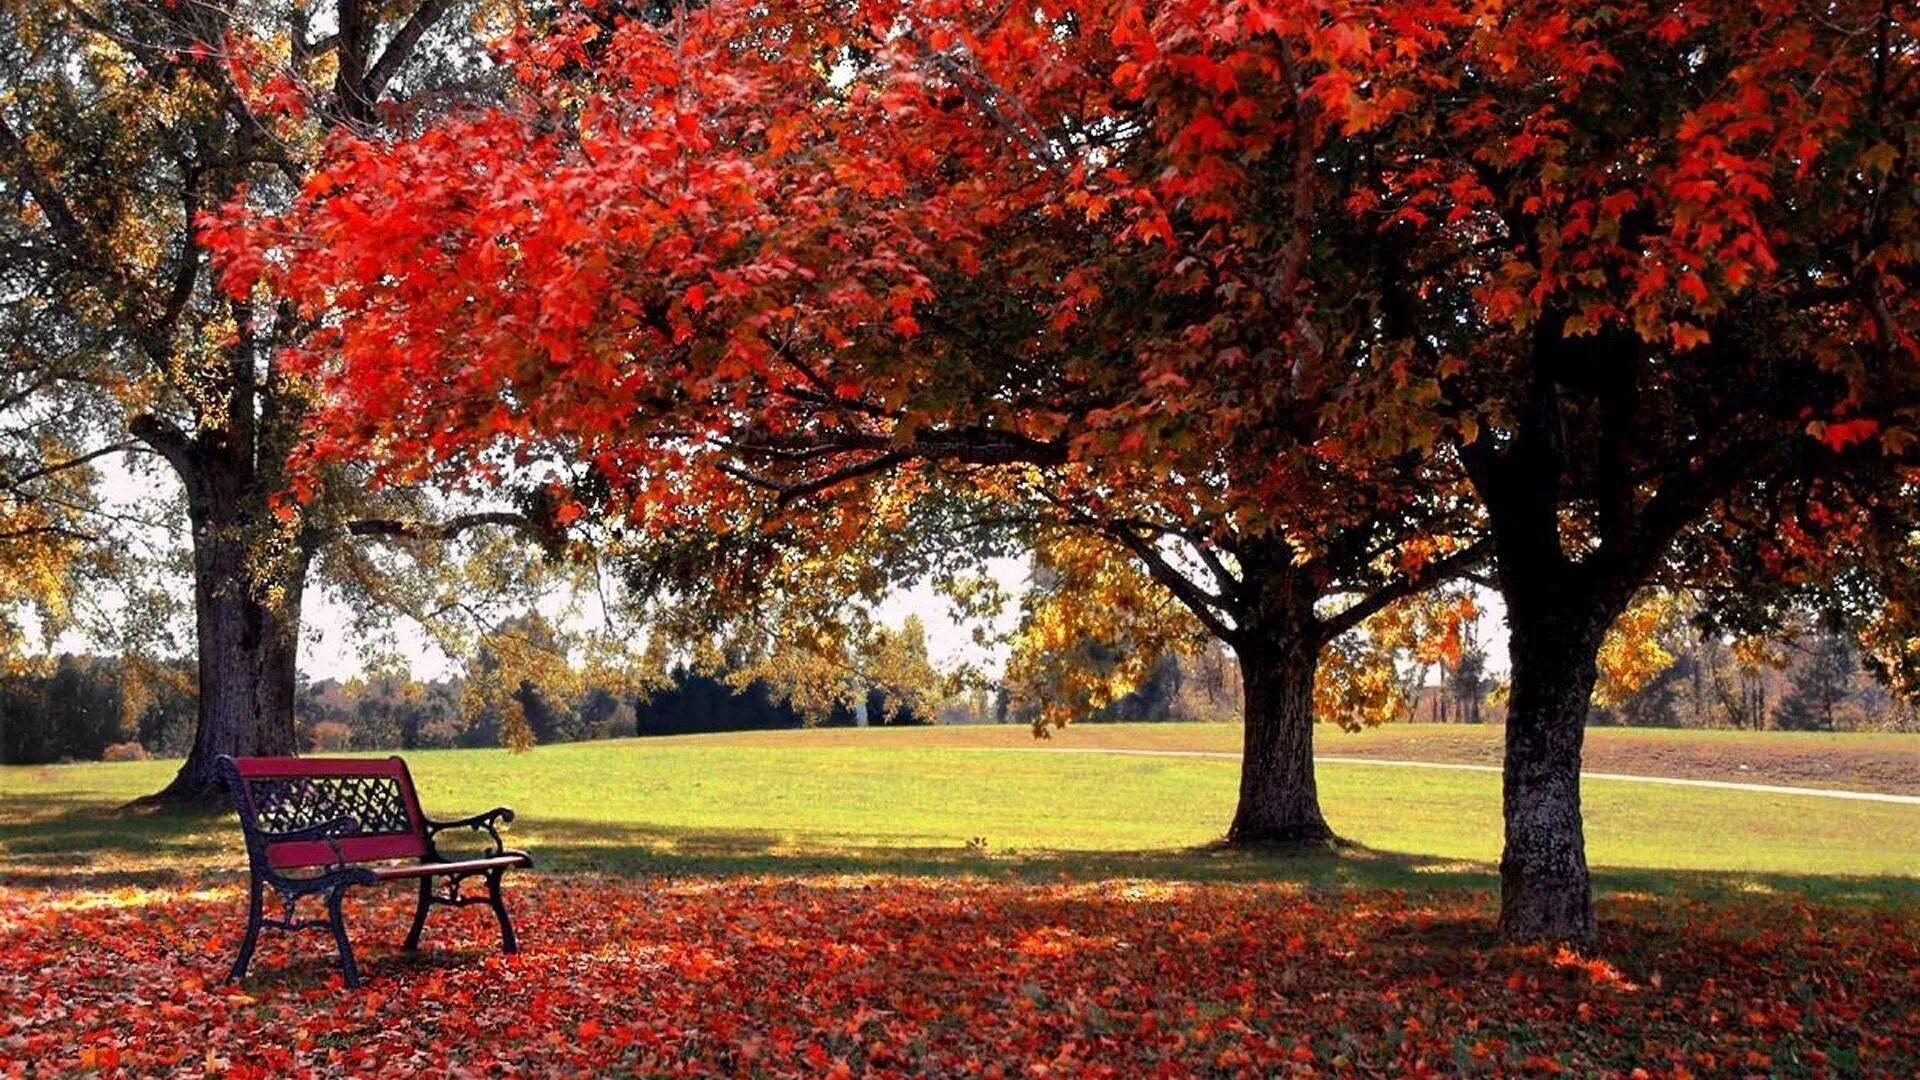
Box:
[162, 510, 306, 801]
[1226, 638, 1336, 847]
[133, 329, 313, 805]
[1496, 610, 1606, 942]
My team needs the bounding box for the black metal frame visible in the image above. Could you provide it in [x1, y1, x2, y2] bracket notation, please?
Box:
[218, 755, 530, 989]
[408, 807, 526, 955]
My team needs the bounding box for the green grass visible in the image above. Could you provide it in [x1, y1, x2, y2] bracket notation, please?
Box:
[669, 723, 1920, 794]
[5, 728, 1919, 908]
[672, 720, 1920, 756]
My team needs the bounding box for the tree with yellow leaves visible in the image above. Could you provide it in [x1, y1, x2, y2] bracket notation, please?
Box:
[0, 0, 557, 799]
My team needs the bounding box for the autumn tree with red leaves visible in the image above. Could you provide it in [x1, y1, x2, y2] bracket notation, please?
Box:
[237, 0, 1495, 847]
[1359, 0, 1920, 939]
[226, 0, 1919, 938]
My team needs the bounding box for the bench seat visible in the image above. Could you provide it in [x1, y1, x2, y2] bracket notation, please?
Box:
[370, 854, 530, 880]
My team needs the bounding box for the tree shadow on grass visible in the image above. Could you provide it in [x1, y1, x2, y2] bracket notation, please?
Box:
[0, 792, 235, 889]
[6, 843, 1912, 1076]
[8, 793, 1914, 916]
[518, 816, 1920, 909]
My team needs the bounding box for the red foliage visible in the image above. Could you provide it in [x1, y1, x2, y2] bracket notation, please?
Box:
[224, 0, 1920, 518]
[222, 0, 1488, 523]
[4, 877, 1916, 1076]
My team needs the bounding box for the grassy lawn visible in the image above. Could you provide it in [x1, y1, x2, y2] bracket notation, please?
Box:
[4, 725, 1918, 1075]
[5, 726, 1918, 903]
[675, 722, 1920, 795]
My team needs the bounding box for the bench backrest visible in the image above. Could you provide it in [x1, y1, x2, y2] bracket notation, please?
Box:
[221, 756, 428, 869]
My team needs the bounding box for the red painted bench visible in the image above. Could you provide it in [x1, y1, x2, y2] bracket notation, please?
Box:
[217, 755, 531, 987]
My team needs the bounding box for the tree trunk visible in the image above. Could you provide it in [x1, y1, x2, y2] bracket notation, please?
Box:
[1226, 638, 1336, 847]
[130, 297, 319, 806]
[1497, 609, 1606, 942]
[142, 458, 309, 805]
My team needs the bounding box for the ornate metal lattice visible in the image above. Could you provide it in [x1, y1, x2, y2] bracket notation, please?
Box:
[247, 775, 411, 836]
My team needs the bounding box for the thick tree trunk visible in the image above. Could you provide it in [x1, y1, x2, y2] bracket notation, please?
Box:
[1497, 609, 1606, 942]
[142, 460, 309, 805]
[130, 301, 318, 806]
[1226, 638, 1336, 847]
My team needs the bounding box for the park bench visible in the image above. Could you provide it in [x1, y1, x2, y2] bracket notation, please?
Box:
[217, 754, 531, 988]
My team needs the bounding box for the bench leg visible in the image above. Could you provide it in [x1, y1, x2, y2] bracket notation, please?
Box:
[403, 876, 432, 952]
[486, 869, 518, 954]
[229, 878, 264, 983]
[326, 884, 362, 989]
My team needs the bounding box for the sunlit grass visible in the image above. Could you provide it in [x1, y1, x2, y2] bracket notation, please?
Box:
[4, 726, 1917, 907]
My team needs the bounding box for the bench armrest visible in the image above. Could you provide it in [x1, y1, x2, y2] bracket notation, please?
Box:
[426, 807, 514, 857]
[258, 815, 359, 870]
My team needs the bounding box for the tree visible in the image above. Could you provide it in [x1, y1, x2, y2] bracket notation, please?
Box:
[1002, 536, 1214, 732]
[680, 594, 955, 727]
[0, 654, 128, 764]
[244, 0, 1492, 847]
[1777, 630, 1860, 732]
[247, 0, 1916, 895]
[1448, 629, 1488, 725]
[0, 0, 547, 800]
[1362, 1, 1920, 938]
[0, 412, 116, 666]
[849, 617, 948, 725]
[459, 611, 645, 750]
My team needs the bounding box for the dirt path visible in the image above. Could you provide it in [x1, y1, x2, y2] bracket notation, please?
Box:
[1318, 726, 1920, 797]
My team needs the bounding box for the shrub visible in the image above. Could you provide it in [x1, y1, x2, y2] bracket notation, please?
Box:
[309, 721, 354, 751]
[101, 741, 150, 762]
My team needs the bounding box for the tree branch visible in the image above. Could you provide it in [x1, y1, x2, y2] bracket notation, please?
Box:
[364, 0, 457, 103]
[776, 450, 912, 507]
[1619, 433, 1778, 589]
[2, 441, 145, 489]
[1102, 523, 1242, 645]
[127, 414, 199, 489]
[345, 510, 535, 541]
[0, 523, 100, 544]
[1319, 538, 1491, 641]
[0, 112, 98, 266]
[1026, 489, 1242, 643]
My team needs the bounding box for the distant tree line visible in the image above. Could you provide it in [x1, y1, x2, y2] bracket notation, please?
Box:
[0, 612, 958, 763]
[6, 609, 1913, 765]
[1, 654, 197, 765]
[1587, 627, 1914, 732]
[1, 644, 1230, 764]
[1412, 620, 1919, 733]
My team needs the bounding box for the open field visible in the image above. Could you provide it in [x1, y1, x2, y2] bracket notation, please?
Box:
[4, 725, 1918, 1075]
[672, 722, 1920, 796]
[5, 725, 1919, 898]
